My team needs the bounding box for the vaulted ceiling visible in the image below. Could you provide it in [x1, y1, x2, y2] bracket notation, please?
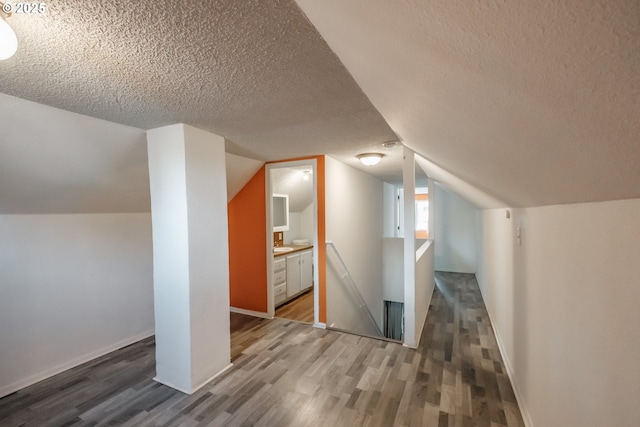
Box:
[1, 0, 638, 213]
[297, 0, 640, 207]
[0, 0, 395, 160]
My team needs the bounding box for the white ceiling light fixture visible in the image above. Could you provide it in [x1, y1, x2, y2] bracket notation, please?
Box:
[0, 2, 18, 60]
[302, 169, 312, 181]
[357, 153, 384, 166]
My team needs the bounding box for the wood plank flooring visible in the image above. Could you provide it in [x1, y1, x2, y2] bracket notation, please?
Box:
[275, 289, 314, 323]
[0, 272, 525, 426]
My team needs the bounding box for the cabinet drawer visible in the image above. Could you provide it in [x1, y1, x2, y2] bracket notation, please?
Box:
[274, 258, 286, 271]
[275, 291, 286, 305]
[275, 283, 287, 296]
[274, 283, 287, 304]
[274, 269, 286, 285]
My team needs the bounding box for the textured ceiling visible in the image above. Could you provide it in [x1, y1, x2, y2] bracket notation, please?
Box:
[297, 0, 640, 207]
[271, 167, 313, 212]
[0, 0, 396, 162]
[2, 0, 639, 214]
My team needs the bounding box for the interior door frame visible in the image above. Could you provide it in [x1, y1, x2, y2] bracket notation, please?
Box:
[265, 159, 319, 324]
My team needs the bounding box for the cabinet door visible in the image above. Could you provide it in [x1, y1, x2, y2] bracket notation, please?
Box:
[286, 253, 301, 297]
[300, 250, 313, 291]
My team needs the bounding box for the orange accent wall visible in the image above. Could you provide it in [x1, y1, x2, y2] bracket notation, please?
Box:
[228, 166, 268, 312]
[227, 156, 326, 323]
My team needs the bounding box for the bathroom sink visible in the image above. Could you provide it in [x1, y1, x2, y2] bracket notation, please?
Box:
[273, 247, 294, 253]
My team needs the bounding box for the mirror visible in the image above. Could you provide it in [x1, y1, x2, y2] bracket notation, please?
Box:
[272, 193, 289, 231]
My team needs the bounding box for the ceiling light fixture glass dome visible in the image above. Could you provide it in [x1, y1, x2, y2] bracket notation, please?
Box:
[0, 8, 18, 60]
[357, 153, 384, 166]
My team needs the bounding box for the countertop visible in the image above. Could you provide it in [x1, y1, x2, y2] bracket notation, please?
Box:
[273, 244, 313, 257]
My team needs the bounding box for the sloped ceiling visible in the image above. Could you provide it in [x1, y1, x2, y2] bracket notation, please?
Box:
[0, 94, 265, 214]
[1, 0, 638, 213]
[0, 0, 395, 162]
[297, 0, 640, 207]
[225, 153, 264, 203]
[271, 167, 313, 212]
[0, 94, 150, 214]
[0, 0, 397, 214]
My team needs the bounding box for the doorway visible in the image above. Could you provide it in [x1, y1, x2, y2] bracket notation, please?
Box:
[266, 160, 319, 325]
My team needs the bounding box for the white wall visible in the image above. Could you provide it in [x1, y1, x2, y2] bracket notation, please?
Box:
[414, 240, 435, 346]
[383, 182, 396, 237]
[325, 156, 384, 332]
[476, 198, 640, 427]
[299, 203, 313, 241]
[284, 204, 314, 244]
[434, 183, 477, 273]
[0, 213, 154, 398]
[283, 212, 301, 244]
[383, 238, 404, 302]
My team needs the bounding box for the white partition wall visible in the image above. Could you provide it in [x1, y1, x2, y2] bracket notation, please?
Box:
[402, 147, 436, 348]
[402, 147, 417, 347]
[147, 124, 231, 394]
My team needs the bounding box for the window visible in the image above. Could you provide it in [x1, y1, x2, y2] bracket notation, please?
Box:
[415, 192, 428, 239]
[395, 187, 429, 238]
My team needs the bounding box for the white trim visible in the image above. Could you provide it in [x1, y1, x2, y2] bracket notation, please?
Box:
[265, 164, 275, 319]
[483, 300, 534, 427]
[230, 307, 272, 319]
[154, 363, 234, 395]
[413, 281, 434, 347]
[266, 159, 319, 326]
[313, 322, 326, 329]
[415, 239, 433, 261]
[0, 329, 155, 399]
[152, 377, 192, 395]
[272, 193, 290, 232]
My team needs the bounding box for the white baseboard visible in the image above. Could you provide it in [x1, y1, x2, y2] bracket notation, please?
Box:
[414, 281, 435, 347]
[154, 363, 233, 395]
[313, 322, 326, 329]
[0, 329, 155, 399]
[152, 377, 191, 395]
[483, 304, 534, 427]
[192, 364, 233, 393]
[230, 306, 272, 319]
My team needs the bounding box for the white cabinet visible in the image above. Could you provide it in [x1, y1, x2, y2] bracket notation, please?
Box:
[286, 253, 301, 297]
[300, 250, 313, 291]
[275, 249, 313, 304]
[285, 249, 313, 298]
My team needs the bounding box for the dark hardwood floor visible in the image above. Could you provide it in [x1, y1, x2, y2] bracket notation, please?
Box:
[0, 272, 525, 426]
[275, 289, 314, 323]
